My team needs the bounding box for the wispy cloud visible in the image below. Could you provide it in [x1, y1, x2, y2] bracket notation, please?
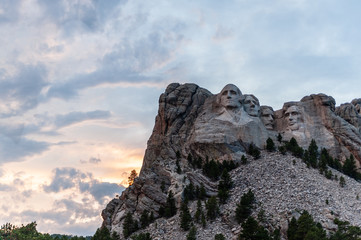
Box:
[82, 156, 101, 164]
[54, 110, 112, 129]
[0, 63, 48, 117]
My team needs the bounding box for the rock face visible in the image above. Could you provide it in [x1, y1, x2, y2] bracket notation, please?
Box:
[101, 83, 361, 239]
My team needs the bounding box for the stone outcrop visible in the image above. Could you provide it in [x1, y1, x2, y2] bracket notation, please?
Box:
[274, 94, 361, 163]
[101, 83, 361, 239]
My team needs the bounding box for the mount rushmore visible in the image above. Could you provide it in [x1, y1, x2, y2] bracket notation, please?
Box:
[102, 83, 361, 238]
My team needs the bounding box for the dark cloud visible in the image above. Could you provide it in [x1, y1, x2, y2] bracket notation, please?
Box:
[54, 110, 111, 129]
[43, 168, 90, 193]
[0, 63, 48, 117]
[0, 134, 50, 164]
[0, 109, 108, 164]
[80, 180, 123, 204]
[44, 167, 124, 204]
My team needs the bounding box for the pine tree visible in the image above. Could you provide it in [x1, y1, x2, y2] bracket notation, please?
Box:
[214, 233, 225, 240]
[343, 155, 358, 179]
[180, 202, 192, 231]
[339, 176, 346, 187]
[287, 217, 298, 240]
[131, 232, 152, 240]
[287, 138, 304, 158]
[218, 169, 233, 204]
[239, 216, 271, 240]
[308, 139, 318, 168]
[266, 137, 275, 152]
[176, 159, 182, 174]
[187, 226, 197, 240]
[194, 200, 202, 223]
[277, 133, 282, 143]
[206, 196, 219, 220]
[235, 190, 255, 224]
[160, 181, 166, 193]
[165, 191, 177, 217]
[241, 155, 248, 164]
[201, 212, 207, 227]
[149, 211, 154, 223]
[184, 182, 195, 201]
[199, 183, 207, 200]
[140, 210, 149, 229]
[128, 170, 138, 186]
[248, 143, 261, 159]
[123, 212, 136, 238]
[187, 154, 193, 167]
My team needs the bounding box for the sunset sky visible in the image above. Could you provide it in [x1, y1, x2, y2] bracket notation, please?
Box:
[1, 0, 361, 236]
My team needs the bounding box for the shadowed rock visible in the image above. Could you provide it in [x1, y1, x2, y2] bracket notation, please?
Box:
[101, 83, 361, 238]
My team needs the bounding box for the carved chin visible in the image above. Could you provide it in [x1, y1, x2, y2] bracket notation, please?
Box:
[288, 124, 299, 131]
[248, 110, 259, 117]
[265, 124, 274, 130]
[224, 103, 240, 108]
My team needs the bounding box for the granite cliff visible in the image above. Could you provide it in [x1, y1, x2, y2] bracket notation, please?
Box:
[101, 83, 361, 239]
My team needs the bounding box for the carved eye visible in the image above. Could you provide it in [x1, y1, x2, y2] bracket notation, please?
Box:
[222, 91, 228, 96]
[230, 90, 237, 95]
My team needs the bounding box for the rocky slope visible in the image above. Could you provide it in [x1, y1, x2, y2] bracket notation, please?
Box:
[129, 151, 361, 240]
[101, 83, 361, 239]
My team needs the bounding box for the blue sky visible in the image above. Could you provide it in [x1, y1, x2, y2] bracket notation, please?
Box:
[1, 0, 361, 236]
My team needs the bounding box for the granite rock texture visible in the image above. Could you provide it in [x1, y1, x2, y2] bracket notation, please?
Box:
[101, 83, 361, 239]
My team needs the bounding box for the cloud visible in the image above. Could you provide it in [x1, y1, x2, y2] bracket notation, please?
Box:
[54, 110, 112, 129]
[43, 168, 88, 193]
[0, 134, 50, 164]
[0, 183, 13, 191]
[80, 180, 122, 204]
[46, 11, 185, 100]
[18, 205, 100, 236]
[0, 63, 48, 117]
[0, 109, 110, 164]
[89, 157, 101, 164]
[80, 156, 101, 165]
[37, 0, 126, 36]
[44, 167, 124, 204]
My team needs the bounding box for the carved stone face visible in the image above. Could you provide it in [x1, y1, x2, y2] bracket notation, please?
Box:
[219, 84, 242, 109]
[261, 107, 274, 130]
[244, 95, 260, 117]
[285, 105, 301, 130]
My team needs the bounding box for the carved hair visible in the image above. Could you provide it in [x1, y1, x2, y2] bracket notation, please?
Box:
[243, 94, 260, 106]
[216, 84, 243, 105]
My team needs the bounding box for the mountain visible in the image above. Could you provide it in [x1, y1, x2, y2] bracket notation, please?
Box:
[101, 83, 361, 239]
